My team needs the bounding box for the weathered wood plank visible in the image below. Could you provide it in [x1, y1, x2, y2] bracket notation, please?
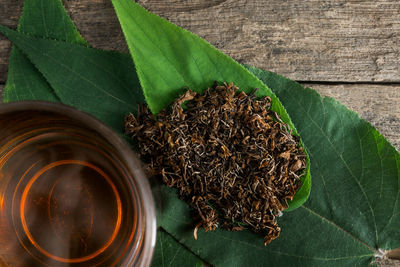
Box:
[1, 0, 400, 83]
[0, 0, 22, 83]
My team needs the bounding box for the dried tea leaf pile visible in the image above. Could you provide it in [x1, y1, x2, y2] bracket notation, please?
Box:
[125, 83, 306, 245]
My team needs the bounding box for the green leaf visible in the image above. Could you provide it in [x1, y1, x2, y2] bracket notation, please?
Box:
[111, 0, 310, 211]
[155, 67, 400, 266]
[0, 25, 143, 132]
[3, 0, 86, 103]
[246, 66, 400, 250]
[152, 230, 204, 267]
[17, 0, 86, 44]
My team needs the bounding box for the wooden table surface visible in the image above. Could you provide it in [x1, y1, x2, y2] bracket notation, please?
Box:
[0, 0, 399, 265]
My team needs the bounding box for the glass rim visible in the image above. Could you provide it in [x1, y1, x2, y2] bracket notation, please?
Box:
[0, 100, 157, 267]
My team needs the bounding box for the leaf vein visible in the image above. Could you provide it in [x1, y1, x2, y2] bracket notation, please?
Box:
[288, 91, 378, 250]
[35, 47, 133, 106]
[123, 9, 188, 85]
[207, 230, 373, 262]
[301, 205, 377, 253]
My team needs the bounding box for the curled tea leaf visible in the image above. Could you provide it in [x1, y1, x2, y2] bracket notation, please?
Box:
[126, 83, 306, 245]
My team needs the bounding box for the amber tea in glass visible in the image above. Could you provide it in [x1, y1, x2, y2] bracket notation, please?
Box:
[0, 102, 156, 266]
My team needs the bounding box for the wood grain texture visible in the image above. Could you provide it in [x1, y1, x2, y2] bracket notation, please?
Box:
[1, 0, 400, 82]
[0, 0, 22, 83]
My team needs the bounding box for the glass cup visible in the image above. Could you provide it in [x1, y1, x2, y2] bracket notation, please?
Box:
[0, 101, 156, 266]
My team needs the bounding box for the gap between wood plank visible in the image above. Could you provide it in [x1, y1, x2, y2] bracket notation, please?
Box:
[2, 81, 400, 86]
[298, 81, 400, 86]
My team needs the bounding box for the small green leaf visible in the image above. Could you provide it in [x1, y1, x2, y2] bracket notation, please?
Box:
[0, 26, 143, 132]
[4, 48, 60, 102]
[152, 230, 204, 267]
[17, 0, 86, 44]
[111, 0, 310, 210]
[4, 0, 86, 103]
